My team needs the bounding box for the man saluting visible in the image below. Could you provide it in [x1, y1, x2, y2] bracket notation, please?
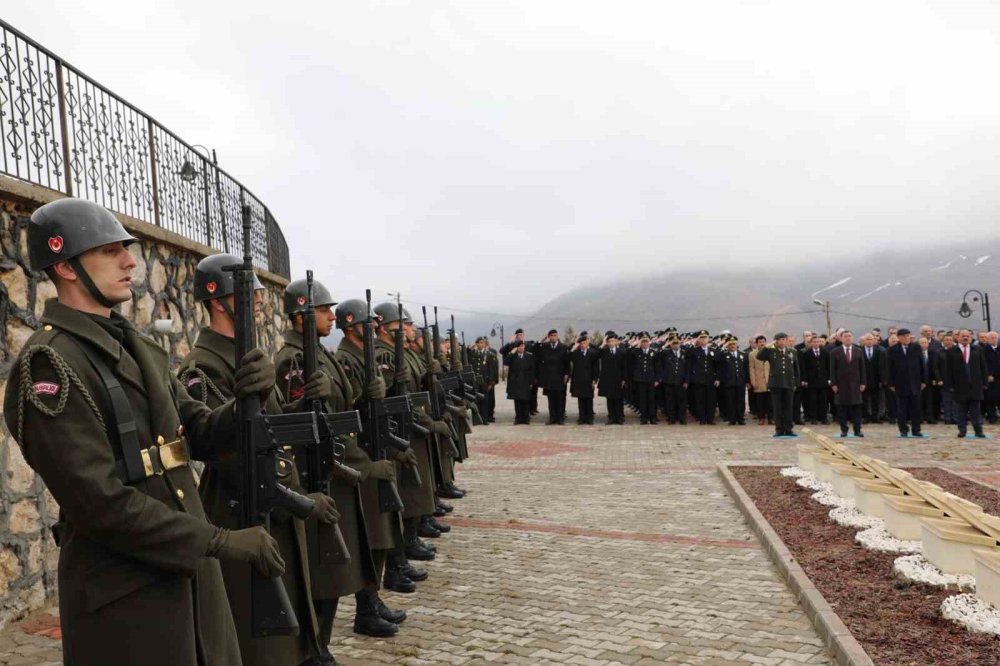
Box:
[3, 199, 282, 666]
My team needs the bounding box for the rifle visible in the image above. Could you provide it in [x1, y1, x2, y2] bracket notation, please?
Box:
[432, 307, 442, 368]
[449, 315, 459, 370]
[300, 270, 361, 563]
[228, 206, 315, 638]
[461, 331, 469, 366]
[420, 306, 444, 420]
[361, 289, 406, 513]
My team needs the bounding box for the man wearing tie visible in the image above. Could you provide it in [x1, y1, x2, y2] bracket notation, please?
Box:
[800, 335, 831, 424]
[598, 332, 628, 425]
[830, 330, 867, 437]
[661, 335, 688, 424]
[860, 334, 883, 423]
[943, 329, 992, 438]
[982, 331, 1000, 424]
[886, 328, 925, 437]
[716, 338, 749, 425]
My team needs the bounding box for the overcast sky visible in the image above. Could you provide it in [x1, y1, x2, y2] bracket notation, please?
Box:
[7, 1, 1000, 320]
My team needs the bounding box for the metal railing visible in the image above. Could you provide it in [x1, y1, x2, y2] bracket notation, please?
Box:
[0, 19, 290, 280]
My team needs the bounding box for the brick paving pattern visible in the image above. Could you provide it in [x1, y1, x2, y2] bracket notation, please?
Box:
[3, 392, 999, 665]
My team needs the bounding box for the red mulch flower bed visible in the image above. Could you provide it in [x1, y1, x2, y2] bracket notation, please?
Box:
[732, 466, 1000, 665]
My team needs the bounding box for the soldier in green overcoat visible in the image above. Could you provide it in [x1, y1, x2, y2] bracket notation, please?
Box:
[3, 199, 284, 666]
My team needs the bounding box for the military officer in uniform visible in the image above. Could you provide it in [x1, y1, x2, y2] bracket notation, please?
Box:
[628, 333, 661, 424]
[598, 332, 628, 424]
[535, 328, 570, 424]
[755, 332, 801, 437]
[3, 198, 285, 666]
[716, 337, 749, 425]
[274, 282, 402, 646]
[180, 255, 336, 666]
[500, 329, 538, 414]
[473, 336, 499, 422]
[504, 339, 535, 424]
[685, 331, 717, 424]
[661, 335, 688, 424]
[568, 334, 600, 424]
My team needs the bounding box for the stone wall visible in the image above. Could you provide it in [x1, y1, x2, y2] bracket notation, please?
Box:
[0, 182, 289, 628]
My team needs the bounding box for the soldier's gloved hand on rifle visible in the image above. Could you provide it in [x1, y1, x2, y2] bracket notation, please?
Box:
[430, 359, 443, 374]
[306, 493, 340, 524]
[415, 410, 435, 428]
[234, 349, 276, 401]
[430, 420, 452, 437]
[303, 372, 332, 401]
[368, 459, 396, 481]
[401, 448, 418, 467]
[210, 526, 285, 578]
[365, 376, 387, 400]
[394, 370, 409, 386]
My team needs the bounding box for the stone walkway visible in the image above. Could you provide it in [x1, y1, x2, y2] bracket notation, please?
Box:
[3, 392, 999, 665]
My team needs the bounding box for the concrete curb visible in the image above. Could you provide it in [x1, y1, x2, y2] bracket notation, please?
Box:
[718, 463, 874, 666]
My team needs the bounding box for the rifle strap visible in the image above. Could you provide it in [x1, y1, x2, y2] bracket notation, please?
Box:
[68, 337, 147, 484]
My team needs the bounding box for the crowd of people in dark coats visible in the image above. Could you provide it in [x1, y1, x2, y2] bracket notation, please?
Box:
[497, 324, 1000, 440]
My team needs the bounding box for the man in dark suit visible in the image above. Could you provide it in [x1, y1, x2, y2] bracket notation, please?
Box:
[943, 329, 993, 438]
[918, 337, 940, 423]
[568, 335, 600, 425]
[500, 328, 538, 415]
[629, 333, 661, 425]
[715, 338, 749, 425]
[982, 332, 1000, 424]
[661, 335, 688, 424]
[800, 335, 831, 424]
[685, 330, 717, 425]
[830, 330, 867, 437]
[535, 328, 569, 425]
[504, 340, 535, 424]
[937, 333, 957, 424]
[860, 334, 882, 423]
[599, 332, 628, 425]
[886, 328, 925, 437]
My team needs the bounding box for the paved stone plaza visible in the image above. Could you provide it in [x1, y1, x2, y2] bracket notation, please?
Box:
[2, 391, 999, 665]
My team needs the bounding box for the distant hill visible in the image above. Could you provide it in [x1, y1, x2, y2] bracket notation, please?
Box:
[514, 242, 1000, 342]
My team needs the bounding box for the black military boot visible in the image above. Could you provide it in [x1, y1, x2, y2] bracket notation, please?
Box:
[419, 516, 442, 539]
[390, 548, 427, 582]
[437, 485, 464, 499]
[435, 500, 454, 515]
[371, 591, 407, 624]
[404, 521, 436, 560]
[448, 482, 467, 495]
[353, 590, 399, 637]
[428, 516, 451, 533]
[382, 562, 416, 594]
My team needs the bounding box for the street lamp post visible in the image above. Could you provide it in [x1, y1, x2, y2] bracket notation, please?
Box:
[179, 145, 228, 251]
[958, 290, 991, 332]
[812, 299, 832, 338]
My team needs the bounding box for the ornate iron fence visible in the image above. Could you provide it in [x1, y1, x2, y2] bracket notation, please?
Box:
[0, 18, 290, 279]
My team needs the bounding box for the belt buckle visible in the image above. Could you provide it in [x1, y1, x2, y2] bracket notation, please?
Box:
[158, 438, 189, 471]
[140, 446, 164, 476]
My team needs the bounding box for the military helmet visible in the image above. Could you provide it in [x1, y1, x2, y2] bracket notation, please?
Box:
[194, 253, 262, 301]
[335, 298, 368, 330]
[373, 301, 412, 325]
[284, 277, 335, 316]
[28, 198, 137, 271]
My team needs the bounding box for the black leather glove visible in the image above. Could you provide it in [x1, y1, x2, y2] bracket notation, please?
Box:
[303, 372, 331, 401]
[306, 493, 340, 524]
[234, 349, 275, 401]
[368, 459, 396, 481]
[365, 377, 387, 400]
[215, 526, 285, 578]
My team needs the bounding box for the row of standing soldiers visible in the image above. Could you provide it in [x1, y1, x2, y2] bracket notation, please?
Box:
[3, 198, 486, 666]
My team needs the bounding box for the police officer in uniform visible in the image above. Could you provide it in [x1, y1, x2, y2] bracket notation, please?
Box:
[685, 331, 717, 424]
[715, 337, 749, 425]
[180, 255, 337, 666]
[628, 332, 661, 424]
[535, 328, 570, 424]
[755, 332, 801, 436]
[661, 335, 688, 424]
[3, 198, 284, 666]
[274, 282, 402, 647]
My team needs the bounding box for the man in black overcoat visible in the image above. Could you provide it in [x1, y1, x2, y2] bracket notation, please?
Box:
[535, 328, 569, 425]
[661, 336, 688, 424]
[830, 330, 867, 437]
[504, 340, 535, 424]
[943, 329, 993, 438]
[800, 335, 831, 424]
[715, 338, 749, 425]
[568, 335, 600, 424]
[982, 332, 1000, 423]
[886, 328, 925, 437]
[685, 330, 717, 425]
[599, 332, 628, 425]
